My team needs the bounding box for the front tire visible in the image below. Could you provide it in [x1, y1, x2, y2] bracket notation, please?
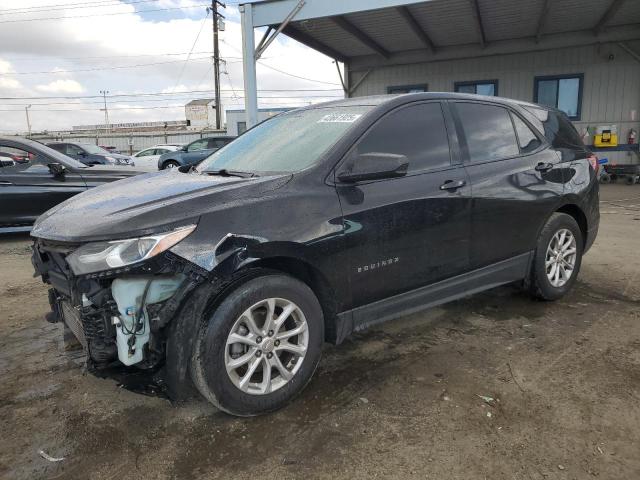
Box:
[162, 160, 180, 169]
[191, 273, 324, 416]
[529, 213, 583, 301]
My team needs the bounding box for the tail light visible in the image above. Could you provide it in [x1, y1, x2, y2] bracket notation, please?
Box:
[587, 154, 599, 174]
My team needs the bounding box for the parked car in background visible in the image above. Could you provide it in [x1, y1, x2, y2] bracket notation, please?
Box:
[31, 93, 599, 416]
[0, 149, 30, 163]
[157, 136, 234, 169]
[47, 142, 134, 167]
[0, 137, 144, 232]
[100, 146, 121, 154]
[132, 145, 181, 170]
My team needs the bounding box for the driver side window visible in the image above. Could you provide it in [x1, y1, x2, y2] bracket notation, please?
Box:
[352, 102, 452, 174]
[188, 139, 208, 152]
[66, 145, 84, 156]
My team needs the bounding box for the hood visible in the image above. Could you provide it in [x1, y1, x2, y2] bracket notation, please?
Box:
[32, 170, 292, 242]
[80, 165, 143, 176]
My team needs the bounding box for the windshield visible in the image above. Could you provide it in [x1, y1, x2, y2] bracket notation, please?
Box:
[81, 144, 110, 154]
[199, 106, 372, 174]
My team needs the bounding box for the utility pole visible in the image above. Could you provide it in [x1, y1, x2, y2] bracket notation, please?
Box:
[25, 104, 32, 137]
[100, 90, 110, 133]
[208, 1, 225, 130]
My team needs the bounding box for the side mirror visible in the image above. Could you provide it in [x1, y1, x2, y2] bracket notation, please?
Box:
[181, 146, 188, 152]
[78, 151, 87, 157]
[48, 162, 66, 176]
[338, 152, 409, 183]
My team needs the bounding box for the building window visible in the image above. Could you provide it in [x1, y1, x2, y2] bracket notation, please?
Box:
[534, 74, 583, 120]
[237, 121, 247, 135]
[454, 80, 498, 96]
[387, 84, 428, 94]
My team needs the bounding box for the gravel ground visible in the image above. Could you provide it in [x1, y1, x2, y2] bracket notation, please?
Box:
[1, 184, 639, 480]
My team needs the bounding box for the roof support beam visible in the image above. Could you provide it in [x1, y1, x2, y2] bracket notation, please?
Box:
[281, 24, 349, 62]
[469, 0, 487, 48]
[535, 0, 551, 43]
[329, 15, 391, 59]
[250, 0, 434, 28]
[594, 0, 627, 35]
[396, 6, 436, 53]
[618, 42, 640, 64]
[255, 0, 306, 60]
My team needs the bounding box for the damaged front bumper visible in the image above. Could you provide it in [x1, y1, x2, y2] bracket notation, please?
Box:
[32, 238, 208, 396]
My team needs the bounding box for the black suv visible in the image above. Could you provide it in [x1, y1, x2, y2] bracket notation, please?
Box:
[31, 93, 599, 416]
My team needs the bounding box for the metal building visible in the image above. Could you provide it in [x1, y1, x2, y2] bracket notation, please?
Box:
[240, 0, 640, 163]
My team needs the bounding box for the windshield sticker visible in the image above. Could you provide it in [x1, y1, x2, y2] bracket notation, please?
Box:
[318, 113, 362, 123]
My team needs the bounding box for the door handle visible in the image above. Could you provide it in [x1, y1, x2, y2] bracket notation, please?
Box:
[439, 179, 466, 191]
[535, 162, 554, 172]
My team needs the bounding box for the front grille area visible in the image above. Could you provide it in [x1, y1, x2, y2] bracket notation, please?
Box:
[61, 301, 87, 347]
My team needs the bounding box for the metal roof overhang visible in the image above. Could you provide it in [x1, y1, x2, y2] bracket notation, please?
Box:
[238, 0, 640, 124]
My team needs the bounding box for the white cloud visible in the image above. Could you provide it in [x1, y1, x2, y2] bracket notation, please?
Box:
[36, 79, 85, 93]
[0, 0, 343, 133]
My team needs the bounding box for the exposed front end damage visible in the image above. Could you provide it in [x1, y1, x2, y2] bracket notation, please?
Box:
[32, 238, 208, 398]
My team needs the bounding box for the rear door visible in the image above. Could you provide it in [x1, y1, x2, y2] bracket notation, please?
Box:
[451, 101, 556, 269]
[0, 143, 86, 227]
[336, 101, 471, 308]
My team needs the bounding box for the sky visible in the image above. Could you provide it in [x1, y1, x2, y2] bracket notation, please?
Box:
[0, 0, 345, 134]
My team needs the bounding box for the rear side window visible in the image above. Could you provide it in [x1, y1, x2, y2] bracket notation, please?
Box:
[353, 102, 451, 173]
[511, 113, 541, 153]
[523, 106, 586, 150]
[454, 103, 519, 163]
[48, 144, 65, 153]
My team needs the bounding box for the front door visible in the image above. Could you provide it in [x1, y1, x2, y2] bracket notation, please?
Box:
[0, 143, 86, 227]
[335, 101, 472, 309]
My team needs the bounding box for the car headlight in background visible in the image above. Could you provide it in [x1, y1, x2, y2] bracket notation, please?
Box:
[66, 225, 196, 275]
[104, 156, 117, 165]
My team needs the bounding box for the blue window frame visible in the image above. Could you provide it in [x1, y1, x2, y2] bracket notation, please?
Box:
[534, 74, 583, 120]
[387, 84, 428, 94]
[454, 80, 498, 96]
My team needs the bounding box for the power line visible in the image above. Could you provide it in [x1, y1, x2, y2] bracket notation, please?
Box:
[170, 11, 210, 93]
[0, 0, 159, 15]
[221, 39, 341, 86]
[0, 96, 342, 111]
[0, 88, 343, 100]
[3, 51, 218, 62]
[257, 60, 342, 86]
[0, 94, 343, 107]
[0, 56, 215, 75]
[0, 4, 209, 24]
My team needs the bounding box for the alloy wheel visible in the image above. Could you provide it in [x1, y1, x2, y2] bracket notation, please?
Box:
[545, 228, 577, 288]
[224, 298, 309, 395]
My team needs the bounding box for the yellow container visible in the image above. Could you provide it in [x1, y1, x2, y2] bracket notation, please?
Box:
[594, 125, 618, 147]
[594, 133, 618, 147]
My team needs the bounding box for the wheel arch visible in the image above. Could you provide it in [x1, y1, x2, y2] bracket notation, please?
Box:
[555, 203, 588, 248]
[241, 256, 340, 344]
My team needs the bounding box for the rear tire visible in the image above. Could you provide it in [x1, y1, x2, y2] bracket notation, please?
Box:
[162, 160, 179, 169]
[191, 273, 324, 416]
[529, 213, 583, 301]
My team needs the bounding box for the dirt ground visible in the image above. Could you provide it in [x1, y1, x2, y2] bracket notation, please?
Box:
[1, 184, 639, 480]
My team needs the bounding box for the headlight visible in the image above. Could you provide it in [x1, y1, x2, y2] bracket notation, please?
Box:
[66, 225, 196, 275]
[104, 156, 117, 164]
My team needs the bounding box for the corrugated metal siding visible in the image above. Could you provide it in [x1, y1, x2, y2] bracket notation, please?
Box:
[350, 41, 640, 163]
[611, 1, 640, 26]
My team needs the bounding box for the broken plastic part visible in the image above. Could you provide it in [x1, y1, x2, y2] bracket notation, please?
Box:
[111, 274, 185, 366]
